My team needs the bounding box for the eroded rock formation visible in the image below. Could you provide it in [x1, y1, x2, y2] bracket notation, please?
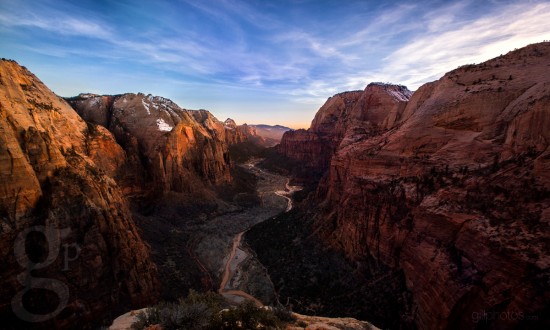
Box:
[0, 59, 158, 329]
[273, 42, 550, 329]
[67, 94, 259, 196]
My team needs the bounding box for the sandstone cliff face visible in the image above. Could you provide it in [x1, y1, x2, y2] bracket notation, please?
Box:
[276, 84, 411, 176]
[0, 60, 158, 328]
[277, 43, 550, 329]
[68, 95, 260, 196]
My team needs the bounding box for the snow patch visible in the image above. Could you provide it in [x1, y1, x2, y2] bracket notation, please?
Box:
[142, 99, 150, 115]
[156, 118, 173, 132]
[388, 89, 411, 102]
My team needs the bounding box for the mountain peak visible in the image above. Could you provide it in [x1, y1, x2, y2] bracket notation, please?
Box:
[224, 118, 237, 129]
[366, 82, 413, 102]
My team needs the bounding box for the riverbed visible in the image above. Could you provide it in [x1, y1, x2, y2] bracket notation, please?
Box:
[188, 159, 300, 306]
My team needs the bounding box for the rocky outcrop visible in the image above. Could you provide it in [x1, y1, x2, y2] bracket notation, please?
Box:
[221, 117, 260, 145]
[275, 84, 411, 178]
[68, 94, 252, 195]
[290, 312, 379, 330]
[108, 309, 379, 330]
[68, 95, 265, 196]
[0, 59, 158, 329]
[273, 42, 550, 329]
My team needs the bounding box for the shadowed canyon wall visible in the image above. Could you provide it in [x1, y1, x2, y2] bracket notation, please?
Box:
[271, 42, 550, 329]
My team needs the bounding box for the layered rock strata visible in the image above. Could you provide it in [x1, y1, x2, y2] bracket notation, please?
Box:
[274, 42, 550, 329]
[0, 59, 158, 329]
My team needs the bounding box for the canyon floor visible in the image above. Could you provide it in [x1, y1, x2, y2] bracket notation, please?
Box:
[209, 159, 302, 306]
[110, 161, 381, 330]
[134, 159, 296, 307]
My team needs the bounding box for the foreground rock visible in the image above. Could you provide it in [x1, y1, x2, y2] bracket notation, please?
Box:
[266, 42, 550, 329]
[0, 59, 158, 329]
[109, 310, 377, 330]
[291, 313, 379, 330]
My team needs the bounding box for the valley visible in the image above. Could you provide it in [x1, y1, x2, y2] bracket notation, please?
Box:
[1, 41, 549, 330]
[187, 159, 295, 307]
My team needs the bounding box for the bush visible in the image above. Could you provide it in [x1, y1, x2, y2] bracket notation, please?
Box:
[132, 290, 225, 330]
[210, 301, 284, 329]
[272, 306, 296, 322]
[132, 292, 290, 329]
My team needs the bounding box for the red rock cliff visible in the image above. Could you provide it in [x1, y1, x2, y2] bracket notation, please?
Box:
[0, 60, 158, 329]
[67, 94, 259, 195]
[280, 43, 550, 329]
[222, 117, 260, 145]
[276, 84, 411, 179]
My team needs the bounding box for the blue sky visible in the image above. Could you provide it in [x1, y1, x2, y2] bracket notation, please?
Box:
[1, 0, 550, 128]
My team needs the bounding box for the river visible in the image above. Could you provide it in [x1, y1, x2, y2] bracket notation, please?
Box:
[191, 159, 300, 306]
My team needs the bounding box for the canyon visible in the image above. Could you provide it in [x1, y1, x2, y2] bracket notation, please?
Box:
[0, 41, 548, 330]
[0, 58, 276, 329]
[256, 42, 550, 329]
[0, 59, 159, 329]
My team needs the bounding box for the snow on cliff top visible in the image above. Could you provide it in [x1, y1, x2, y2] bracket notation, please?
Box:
[156, 118, 173, 132]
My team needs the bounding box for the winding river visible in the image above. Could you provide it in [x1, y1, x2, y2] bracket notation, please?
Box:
[217, 160, 301, 305]
[109, 160, 300, 329]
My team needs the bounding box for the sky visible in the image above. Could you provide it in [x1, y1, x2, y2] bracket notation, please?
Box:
[1, 0, 550, 128]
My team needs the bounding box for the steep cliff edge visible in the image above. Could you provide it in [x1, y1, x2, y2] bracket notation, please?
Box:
[272, 84, 411, 182]
[68, 93, 267, 302]
[67, 94, 236, 196]
[265, 42, 550, 329]
[0, 60, 158, 329]
[68, 94, 264, 197]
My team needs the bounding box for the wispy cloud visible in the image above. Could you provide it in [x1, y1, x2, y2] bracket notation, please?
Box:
[1, 0, 549, 128]
[0, 11, 112, 39]
[383, 1, 550, 89]
[294, 0, 550, 102]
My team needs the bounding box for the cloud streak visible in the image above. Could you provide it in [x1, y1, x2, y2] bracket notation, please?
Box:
[294, 0, 550, 102]
[1, 0, 549, 128]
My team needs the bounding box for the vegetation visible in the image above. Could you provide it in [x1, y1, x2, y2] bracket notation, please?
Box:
[132, 291, 292, 330]
[228, 141, 268, 163]
[259, 148, 326, 184]
[216, 164, 261, 207]
[211, 301, 287, 329]
[245, 209, 413, 329]
[132, 290, 224, 330]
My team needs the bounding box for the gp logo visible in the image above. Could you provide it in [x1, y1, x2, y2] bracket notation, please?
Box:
[12, 225, 81, 322]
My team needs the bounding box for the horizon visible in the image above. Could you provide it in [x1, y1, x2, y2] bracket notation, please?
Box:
[1, 0, 550, 129]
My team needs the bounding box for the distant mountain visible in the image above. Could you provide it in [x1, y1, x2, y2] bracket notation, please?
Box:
[250, 124, 292, 146]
